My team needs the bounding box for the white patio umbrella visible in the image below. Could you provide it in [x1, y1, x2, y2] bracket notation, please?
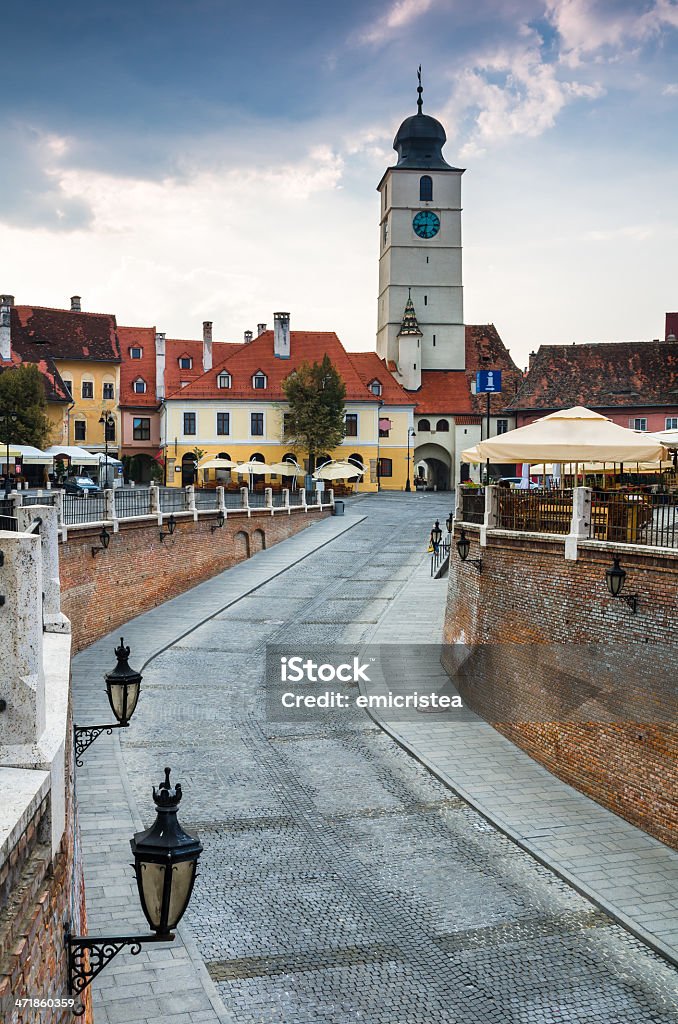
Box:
[651, 429, 678, 448]
[466, 407, 669, 464]
[268, 461, 304, 476]
[199, 457, 238, 470]
[235, 461, 272, 475]
[313, 460, 365, 481]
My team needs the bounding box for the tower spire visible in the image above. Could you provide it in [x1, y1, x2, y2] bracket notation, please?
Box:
[417, 65, 423, 114]
[398, 292, 423, 337]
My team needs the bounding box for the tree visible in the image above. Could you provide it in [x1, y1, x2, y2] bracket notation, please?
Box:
[0, 364, 52, 448]
[282, 355, 347, 473]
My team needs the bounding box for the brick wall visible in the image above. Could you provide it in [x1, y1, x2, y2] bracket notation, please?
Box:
[60, 508, 330, 653]
[0, 731, 91, 1024]
[444, 529, 678, 848]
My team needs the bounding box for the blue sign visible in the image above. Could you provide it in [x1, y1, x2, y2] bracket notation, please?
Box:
[476, 370, 502, 393]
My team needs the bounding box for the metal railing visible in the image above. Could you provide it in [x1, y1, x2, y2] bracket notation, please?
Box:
[289, 491, 305, 506]
[63, 493, 107, 525]
[158, 488, 189, 512]
[115, 488, 152, 517]
[590, 491, 678, 548]
[194, 490, 220, 510]
[431, 537, 450, 577]
[22, 492, 57, 506]
[247, 492, 269, 508]
[460, 488, 485, 524]
[496, 488, 574, 535]
[0, 498, 17, 531]
[223, 492, 245, 509]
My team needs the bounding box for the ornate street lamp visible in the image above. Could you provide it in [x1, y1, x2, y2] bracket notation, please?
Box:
[210, 509, 225, 532]
[67, 768, 202, 1014]
[160, 513, 177, 542]
[405, 427, 416, 492]
[73, 638, 142, 765]
[430, 519, 443, 552]
[445, 511, 454, 534]
[91, 525, 111, 558]
[2, 409, 18, 497]
[99, 412, 115, 489]
[456, 528, 483, 572]
[605, 555, 638, 613]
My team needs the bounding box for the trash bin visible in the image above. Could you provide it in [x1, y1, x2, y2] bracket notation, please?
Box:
[333, 500, 345, 516]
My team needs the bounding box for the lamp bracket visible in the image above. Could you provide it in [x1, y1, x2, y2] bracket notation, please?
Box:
[622, 594, 638, 614]
[66, 928, 173, 1015]
[469, 558, 483, 573]
[73, 723, 126, 766]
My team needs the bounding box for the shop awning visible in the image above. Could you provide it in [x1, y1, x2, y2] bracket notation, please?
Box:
[2, 444, 53, 465]
[45, 445, 100, 466]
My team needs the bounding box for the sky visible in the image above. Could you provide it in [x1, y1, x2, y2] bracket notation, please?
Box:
[1, 0, 678, 367]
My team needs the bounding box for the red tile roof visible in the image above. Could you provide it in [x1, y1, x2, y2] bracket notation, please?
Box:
[504, 340, 678, 413]
[164, 338, 242, 397]
[168, 331, 395, 402]
[118, 326, 158, 408]
[347, 351, 413, 405]
[13, 304, 120, 362]
[4, 307, 73, 403]
[415, 371, 473, 415]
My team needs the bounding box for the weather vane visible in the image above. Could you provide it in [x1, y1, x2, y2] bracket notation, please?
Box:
[417, 65, 423, 113]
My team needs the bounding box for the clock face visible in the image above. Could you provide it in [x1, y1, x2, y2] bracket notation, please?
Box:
[413, 210, 440, 239]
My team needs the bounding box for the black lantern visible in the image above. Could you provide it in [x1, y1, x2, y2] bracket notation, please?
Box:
[73, 637, 143, 764]
[131, 768, 203, 936]
[91, 525, 111, 557]
[211, 509, 225, 532]
[445, 511, 454, 534]
[67, 767, 202, 1012]
[160, 513, 177, 542]
[105, 637, 142, 726]
[456, 528, 482, 572]
[430, 520, 443, 549]
[605, 555, 638, 613]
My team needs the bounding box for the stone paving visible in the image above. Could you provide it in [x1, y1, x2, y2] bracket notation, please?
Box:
[72, 494, 678, 1024]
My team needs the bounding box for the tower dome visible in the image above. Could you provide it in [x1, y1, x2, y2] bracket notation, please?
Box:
[393, 72, 455, 170]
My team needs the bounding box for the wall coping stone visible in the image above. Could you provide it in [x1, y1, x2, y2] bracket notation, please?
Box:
[0, 768, 50, 869]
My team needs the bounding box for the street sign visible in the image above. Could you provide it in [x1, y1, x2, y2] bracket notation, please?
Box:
[476, 370, 502, 393]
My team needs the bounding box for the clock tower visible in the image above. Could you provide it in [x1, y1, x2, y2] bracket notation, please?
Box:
[376, 77, 465, 390]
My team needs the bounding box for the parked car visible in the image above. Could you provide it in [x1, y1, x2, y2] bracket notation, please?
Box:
[63, 476, 100, 495]
[497, 476, 542, 490]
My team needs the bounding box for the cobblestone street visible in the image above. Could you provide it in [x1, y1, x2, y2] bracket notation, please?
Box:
[75, 494, 678, 1024]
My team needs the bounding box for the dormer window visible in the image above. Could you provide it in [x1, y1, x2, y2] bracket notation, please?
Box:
[178, 356, 192, 369]
[253, 372, 267, 390]
[217, 372, 231, 389]
[369, 380, 383, 397]
[130, 346, 143, 359]
[133, 378, 147, 394]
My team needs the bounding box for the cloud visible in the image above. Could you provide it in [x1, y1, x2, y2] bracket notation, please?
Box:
[663, 82, 678, 94]
[545, 0, 678, 66]
[443, 32, 604, 156]
[356, 0, 437, 45]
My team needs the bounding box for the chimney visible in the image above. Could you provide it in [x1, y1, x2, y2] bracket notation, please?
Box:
[202, 321, 213, 372]
[0, 294, 14, 306]
[257, 323, 267, 336]
[244, 330, 253, 344]
[70, 295, 81, 312]
[273, 312, 290, 359]
[155, 331, 166, 400]
[0, 300, 11, 361]
[665, 312, 678, 341]
[528, 350, 536, 368]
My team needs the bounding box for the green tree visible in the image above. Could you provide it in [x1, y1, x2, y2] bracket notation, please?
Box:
[0, 364, 52, 448]
[282, 355, 347, 473]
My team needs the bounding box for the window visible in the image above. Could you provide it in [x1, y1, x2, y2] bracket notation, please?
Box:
[179, 356, 192, 369]
[436, 419, 449, 432]
[424, 295, 427, 306]
[105, 419, 116, 442]
[369, 380, 382, 396]
[631, 417, 647, 431]
[497, 419, 509, 435]
[62, 379, 73, 397]
[418, 419, 431, 431]
[382, 218, 388, 247]
[81, 380, 93, 399]
[74, 420, 86, 441]
[666, 417, 678, 430]
[133, 378, 147, 394]
[130, 347, 143, 359]
[253, 372, 267, 390]
[378, 458, 393, 477]
[184, 412, 196, 435]
[217, 412, 230, 436]
[419, 175, 433, 202]
[217, 372, 231, 389]
[133, 417, 150, 441]
[103, 382, 115, 400]
[345, 414, 358, 437]
[432, 334, 436, 347]
[251, 412, 264, 436]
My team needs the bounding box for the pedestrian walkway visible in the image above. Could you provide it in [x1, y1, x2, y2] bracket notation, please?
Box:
[362, 554, 678, 968]
[72, 509, 367, 1024]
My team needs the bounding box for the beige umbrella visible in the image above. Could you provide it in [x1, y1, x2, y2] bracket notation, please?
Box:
[461, 445, 482, 464]
[269, 461, 304, 476]
[651, 429, 678, 447]
[199, 457, 238, 470]
[468, 407, 669, 464]
[313, 460, 365, 481]
[236, 461, 272, 474]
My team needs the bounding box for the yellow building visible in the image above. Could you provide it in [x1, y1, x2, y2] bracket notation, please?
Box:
[161, 321, 414, 491]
